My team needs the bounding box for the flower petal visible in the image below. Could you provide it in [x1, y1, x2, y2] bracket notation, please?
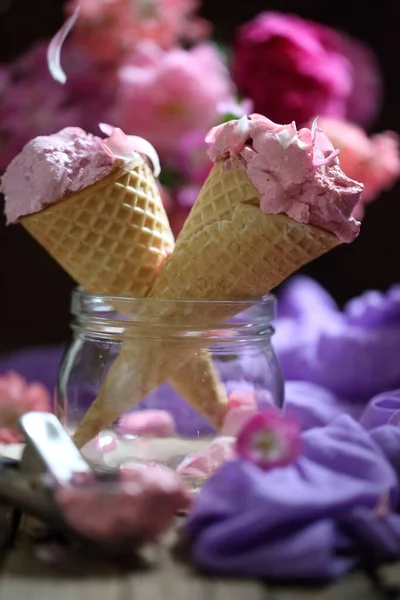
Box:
[274, 121, 297, 150]
[100, 124, 161, 177]
[47, 7, 80, 84]
[127, 135, 161, 177]
[229, 115, 250, 153]
[313, 146, 340, 167]
[99, 122, 114, 137]
[314, 128, 336, 152]
[311, 116, 319, 141]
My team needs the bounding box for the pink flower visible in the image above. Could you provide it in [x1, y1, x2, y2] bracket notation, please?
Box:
[66, 0, 210, 64]
[169, 184, 200, 235]
[175, 131, 212, 185]
[0, 372, 52, 443]
[111, 43, 235, 160]
[231, 12, 381, 128]
[317, 117, 400, 218]
[0, 42, 116, 170]
[236, 407, 301, 470]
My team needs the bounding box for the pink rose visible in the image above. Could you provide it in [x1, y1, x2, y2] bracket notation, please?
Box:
[232, 12, 381, 127]
[0, 372, 52, 443]
[317, 117, 400, 219]
[66, 0, 210, 64]
[111, 42, 235, 160]
[175, 131, 212, 185]
[0, 42, 116, 171]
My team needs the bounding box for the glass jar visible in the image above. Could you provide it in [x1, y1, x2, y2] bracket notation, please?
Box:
[56, 288, 284, 489]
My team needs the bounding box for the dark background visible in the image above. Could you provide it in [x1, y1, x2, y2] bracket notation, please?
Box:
[0, 0, 399, 353]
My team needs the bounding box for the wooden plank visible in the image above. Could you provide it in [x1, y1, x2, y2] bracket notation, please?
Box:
[1, 519, 400, 600]
[269, 573, 379, 600]
[0, 533, 124, 600]
[127, 543, 267, 600]
[127, 527, 267, 600]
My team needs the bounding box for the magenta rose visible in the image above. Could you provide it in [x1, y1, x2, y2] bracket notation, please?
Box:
[232, 12, 381, 127]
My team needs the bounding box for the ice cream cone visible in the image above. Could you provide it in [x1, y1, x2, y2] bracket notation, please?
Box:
[73, 162, 339, 448]
[20, 158, 227, 438]
[20, 159, 175, 298]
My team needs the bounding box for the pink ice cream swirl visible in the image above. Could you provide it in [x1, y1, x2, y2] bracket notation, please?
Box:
[1, 125, 160, 224]
[206, 114, 364, 243]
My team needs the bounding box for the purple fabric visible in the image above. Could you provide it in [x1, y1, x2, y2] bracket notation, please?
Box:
[186, 416, 400, 581]
[274, 277, 400, 399]
[284, 381, 365, 430]
[2, 277, 400, 580]
[360, 390, 400, 430]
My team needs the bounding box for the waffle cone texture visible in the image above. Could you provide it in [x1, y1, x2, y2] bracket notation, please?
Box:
[20, 158, 227, 438]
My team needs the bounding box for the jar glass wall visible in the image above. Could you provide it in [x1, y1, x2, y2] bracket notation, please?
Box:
[56, 288, 284, 489]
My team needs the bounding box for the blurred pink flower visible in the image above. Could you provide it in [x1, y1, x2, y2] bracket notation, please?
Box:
[67, 0, 210, 64]
[317, 117, 400, 219]
[232, 12, 381, 128]
[169, 206, 190, 237]
[217, 98, 254, 120]
[158, 183, 174, 213]
[236, 407, 301, 470]
[176, 131, 211, 184]
[0, 372, 51, 443]
[112, 43, 235, 160]
[168, 184, 200, 235]
[0, 42, 116, 170]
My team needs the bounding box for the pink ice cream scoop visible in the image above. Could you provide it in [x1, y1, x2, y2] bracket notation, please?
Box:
[0, 124, 160, 224]
[56, 465, 191, 544]
[17, 412, 190, 551]
[206, 114, 363, 243]
[1, 127, 117, 224]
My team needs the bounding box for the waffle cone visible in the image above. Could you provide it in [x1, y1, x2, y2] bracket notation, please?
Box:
[73, 162, 339, 448]
[20, 158, 227, 441]
[20, 159, 175, 297]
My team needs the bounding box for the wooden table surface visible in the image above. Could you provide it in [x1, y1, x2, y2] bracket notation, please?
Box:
[0, 511, 399, 599]
[0, 448, 399, 599]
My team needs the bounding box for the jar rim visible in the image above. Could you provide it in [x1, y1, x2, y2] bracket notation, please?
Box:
[71, 287, 276, 320]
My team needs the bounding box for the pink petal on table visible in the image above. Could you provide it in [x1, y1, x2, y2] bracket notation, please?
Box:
[47, 7, 80, 84]
[177, 437, 235, 478]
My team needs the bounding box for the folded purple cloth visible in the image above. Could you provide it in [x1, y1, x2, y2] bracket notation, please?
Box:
[274, 277, 400, 399]
[284, 381, 365, 430]
[360, 390, 400, 430]
[186, 416, 400, 581]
